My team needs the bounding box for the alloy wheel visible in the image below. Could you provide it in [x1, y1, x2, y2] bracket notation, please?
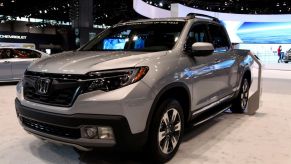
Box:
[158, 108, 181, 155]
[240, 79, 249, 109]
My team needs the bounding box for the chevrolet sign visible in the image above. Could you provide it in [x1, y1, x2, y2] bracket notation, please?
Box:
[0, 35, 27, 40]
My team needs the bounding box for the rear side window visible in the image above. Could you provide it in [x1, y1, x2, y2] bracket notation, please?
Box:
[208, 24, 230, 52]
[14, 49, 41, 58]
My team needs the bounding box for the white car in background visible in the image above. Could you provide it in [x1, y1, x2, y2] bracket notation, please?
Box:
[0, 47, 49, 82]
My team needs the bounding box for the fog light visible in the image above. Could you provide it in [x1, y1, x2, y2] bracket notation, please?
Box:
[84, 126, 98, 139]
[98, 127, 114, 140]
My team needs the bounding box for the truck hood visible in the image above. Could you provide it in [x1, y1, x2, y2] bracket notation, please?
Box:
[27, 51, 165, 74]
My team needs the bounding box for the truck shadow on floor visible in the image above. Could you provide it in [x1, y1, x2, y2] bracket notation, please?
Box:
[0, 82, 18, 86]
[30, 112, 265, 164]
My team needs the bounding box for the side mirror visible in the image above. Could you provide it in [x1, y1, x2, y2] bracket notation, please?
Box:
[191, 42, 214, 56]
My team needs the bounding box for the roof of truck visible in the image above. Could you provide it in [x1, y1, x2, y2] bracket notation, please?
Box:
[115, 18, 220, 28]
[117, 14, 221, 26]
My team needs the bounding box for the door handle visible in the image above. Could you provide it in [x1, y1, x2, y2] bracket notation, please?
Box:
[215, 59, 221, 63]
[4, 61, 10, 63]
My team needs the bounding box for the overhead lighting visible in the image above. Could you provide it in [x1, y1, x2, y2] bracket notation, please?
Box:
[0, 2, 4, 7]
[159, 2, 163, 7]
[39, 10, 42, 14]
[11, 0, 15, 3]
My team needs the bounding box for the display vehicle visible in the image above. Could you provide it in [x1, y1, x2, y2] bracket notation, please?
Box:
[15, 14, 255, 162]
[0, 47, 48, 82]
[283, 48, 291, 63]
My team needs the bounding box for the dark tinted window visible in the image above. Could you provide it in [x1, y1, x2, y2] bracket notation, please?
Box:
[81, 21, 186, 52]
[14, 49, 41, 58]
[208, 24, 230, 51]
[0, 49, 14, 59]
[185, 24, 210, 51]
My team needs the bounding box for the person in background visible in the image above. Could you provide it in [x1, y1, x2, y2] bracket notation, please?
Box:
[278, 45, 282, 63]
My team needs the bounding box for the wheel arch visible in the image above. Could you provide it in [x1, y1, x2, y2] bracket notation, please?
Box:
[145, 82, 191, 136]
[235, 67, 252, 97]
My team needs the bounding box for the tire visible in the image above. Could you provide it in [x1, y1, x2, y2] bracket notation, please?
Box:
[231, 77, 250, 113]
[285, 61, 288, 63]
[147, 99, 184, 163]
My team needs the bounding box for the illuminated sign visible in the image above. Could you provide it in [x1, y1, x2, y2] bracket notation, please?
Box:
[223, 21, 291, 44]
[0, 34, 27, 40]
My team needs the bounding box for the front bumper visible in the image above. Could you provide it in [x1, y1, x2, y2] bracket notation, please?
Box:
[15, 99, 147, 150]
[283, 54, 291, 61]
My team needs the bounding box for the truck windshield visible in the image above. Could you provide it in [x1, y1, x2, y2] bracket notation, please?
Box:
[80, 21, 186, 52]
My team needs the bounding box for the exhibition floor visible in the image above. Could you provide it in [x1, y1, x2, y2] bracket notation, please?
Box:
[1, 65, 291, 164]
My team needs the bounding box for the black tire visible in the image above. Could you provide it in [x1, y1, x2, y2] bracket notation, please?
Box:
[285, 61, 289, 63]
[231, 77, 250, 113]
[147, 99, 184, 163]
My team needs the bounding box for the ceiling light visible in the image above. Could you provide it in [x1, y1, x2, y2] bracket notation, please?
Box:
[159, 2, 163, 7]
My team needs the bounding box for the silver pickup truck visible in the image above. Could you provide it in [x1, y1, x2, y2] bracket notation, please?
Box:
[15, 14, 258, 162]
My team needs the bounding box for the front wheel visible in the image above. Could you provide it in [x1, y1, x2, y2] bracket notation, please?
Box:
[231, 77, 250, 113]
[148, 99, 184, 163]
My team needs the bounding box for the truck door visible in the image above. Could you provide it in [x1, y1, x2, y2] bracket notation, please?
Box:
[207, 24, 238, 99]
[185, 24, 221, 110]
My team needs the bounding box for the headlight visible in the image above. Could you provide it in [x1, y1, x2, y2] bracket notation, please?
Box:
[85, 66, 149, 92]
[16, 80, 23, 94]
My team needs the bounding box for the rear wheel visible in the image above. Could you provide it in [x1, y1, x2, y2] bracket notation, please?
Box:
[231, 77, 250, 113]
[285, 61, 289, 63]
[148, 99, 184, 163]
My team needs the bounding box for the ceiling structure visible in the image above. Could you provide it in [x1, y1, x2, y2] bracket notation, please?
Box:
[0, 0, 142, 25]
[147, 0, 291, 14]
[0, 0, 290, 26]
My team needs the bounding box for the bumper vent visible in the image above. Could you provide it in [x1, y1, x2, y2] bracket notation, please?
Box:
[21, 117, 81, 139]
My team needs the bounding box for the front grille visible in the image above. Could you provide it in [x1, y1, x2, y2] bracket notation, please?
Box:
[21, 117, 81, 139]
[23, 72, 90, 107]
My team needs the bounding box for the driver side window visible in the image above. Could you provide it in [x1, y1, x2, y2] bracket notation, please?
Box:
[185, 24, 210, 51]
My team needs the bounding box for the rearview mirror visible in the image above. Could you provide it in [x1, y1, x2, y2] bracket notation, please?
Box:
[191, 42, 214, 56]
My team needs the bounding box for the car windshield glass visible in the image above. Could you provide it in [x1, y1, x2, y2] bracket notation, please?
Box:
[80, 21, 186, 52]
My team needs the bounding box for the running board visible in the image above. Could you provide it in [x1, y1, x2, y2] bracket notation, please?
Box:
[190, 105, 231, 127]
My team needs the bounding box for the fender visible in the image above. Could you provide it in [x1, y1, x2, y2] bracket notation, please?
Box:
[144, 82, 191, 136]
[235, 54, 253, 96]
